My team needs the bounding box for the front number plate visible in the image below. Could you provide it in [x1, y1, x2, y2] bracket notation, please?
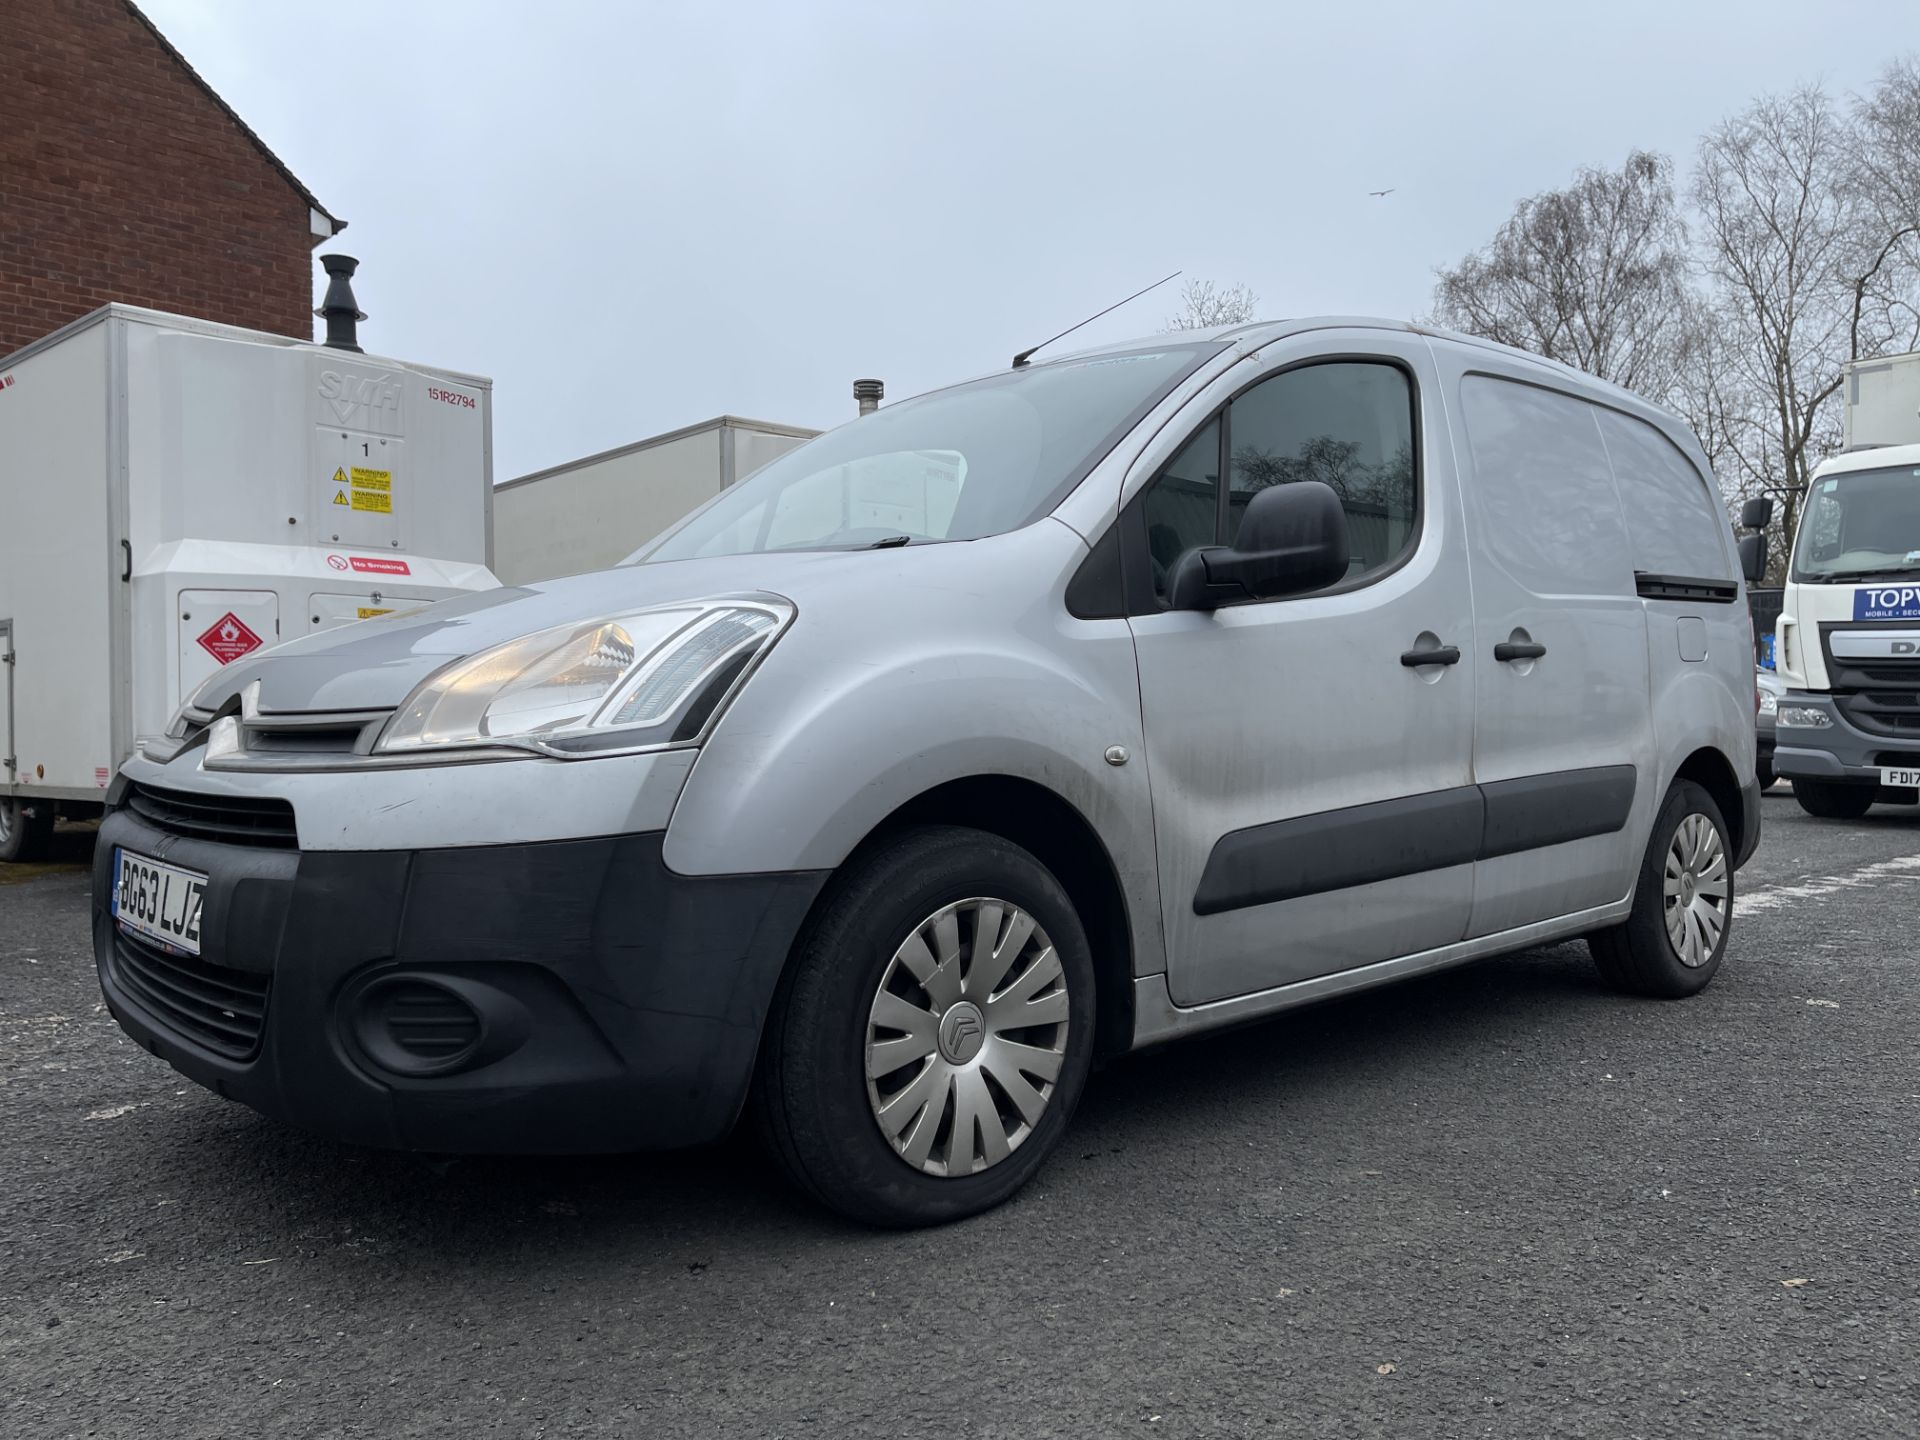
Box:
[1881, 767, 1920, 789]
[112, 847, 207, 956]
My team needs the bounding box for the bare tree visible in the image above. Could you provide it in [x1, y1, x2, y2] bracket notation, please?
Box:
[1164, 278, 1258, 331]
[1692, 83, 1920, 549]
[1431, 151, 1697, 402]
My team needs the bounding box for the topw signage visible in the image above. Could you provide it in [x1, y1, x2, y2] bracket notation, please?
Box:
[316, 365, 404, 437]
[1853, 585, 1920, 621]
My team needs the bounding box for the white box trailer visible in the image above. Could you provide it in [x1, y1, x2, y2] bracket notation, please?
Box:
[1844, 349, 1920, 449]
[0, 304, 497, 860]
[492, 415, 817, 584]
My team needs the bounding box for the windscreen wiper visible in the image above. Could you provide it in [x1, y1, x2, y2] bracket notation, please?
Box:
[1817, 567, 1920, 584]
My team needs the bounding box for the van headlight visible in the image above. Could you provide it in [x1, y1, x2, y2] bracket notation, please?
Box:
[376, 597, 791, 758]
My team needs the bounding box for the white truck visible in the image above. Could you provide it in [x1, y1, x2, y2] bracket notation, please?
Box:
[1771, 349, 1920, 817]
[0, 303, 497, 860]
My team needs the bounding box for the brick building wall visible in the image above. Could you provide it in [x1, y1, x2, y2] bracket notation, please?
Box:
[0, 0, 338, 356]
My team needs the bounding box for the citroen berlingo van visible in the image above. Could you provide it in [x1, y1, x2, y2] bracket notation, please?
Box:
[94, 319, 1761, 1226]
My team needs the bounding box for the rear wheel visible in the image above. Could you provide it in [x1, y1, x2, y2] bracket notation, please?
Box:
[756, 825, 1096, 1227]
[1589, 780, 1732, 998]
[0, 797, 53, 864]
[1793, 779, 1875, 820]
[1756, 758, 1774, 790]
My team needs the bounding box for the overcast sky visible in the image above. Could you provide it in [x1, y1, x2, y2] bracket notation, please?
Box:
[145, 0, 1920, 482]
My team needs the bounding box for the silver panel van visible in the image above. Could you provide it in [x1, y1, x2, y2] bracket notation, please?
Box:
[94, 320, 1761, 1226]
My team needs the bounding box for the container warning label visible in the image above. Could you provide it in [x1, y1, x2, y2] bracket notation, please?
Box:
[197, 613, 264, 665]
[325, 462, 394, 513]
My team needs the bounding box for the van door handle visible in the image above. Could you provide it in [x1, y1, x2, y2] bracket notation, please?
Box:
[1400, 644, 1462, 667]
[1494, 641, 1547, 662]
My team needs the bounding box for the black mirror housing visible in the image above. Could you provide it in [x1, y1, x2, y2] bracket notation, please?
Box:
[1737, 531, 1769, 584]
[1739, 496, 1774, 531]
[1168, 481, 1351, 611]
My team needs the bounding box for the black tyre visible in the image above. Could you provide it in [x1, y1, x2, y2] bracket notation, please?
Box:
[0, 797, 53, 864]
[1792, 779, 1875, 820]
[1756, 758, 1774, 791]
[1589, 780, 1733, 998]
[756, 825, 1097, 1228]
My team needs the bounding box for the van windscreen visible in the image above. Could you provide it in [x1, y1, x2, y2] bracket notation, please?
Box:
[636, 345, 1220, 562]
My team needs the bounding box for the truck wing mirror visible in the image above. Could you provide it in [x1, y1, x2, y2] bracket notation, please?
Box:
[1168, 481, 1351, 611]
[1739, 496, 1773, 531]
[1737, 531, 1769, 584]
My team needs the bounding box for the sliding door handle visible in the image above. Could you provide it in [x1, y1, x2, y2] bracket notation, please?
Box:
[1400, 644, 1461, 667]
[1494, 641, 1547, 662]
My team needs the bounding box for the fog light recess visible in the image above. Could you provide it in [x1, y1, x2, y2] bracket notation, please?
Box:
[355, 977, 484, 1076]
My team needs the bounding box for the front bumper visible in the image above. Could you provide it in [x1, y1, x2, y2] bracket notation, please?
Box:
[1772, 692, 1914, 786]
[93, 801, 827, 1153]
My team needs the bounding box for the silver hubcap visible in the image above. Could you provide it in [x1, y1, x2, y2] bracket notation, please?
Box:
[0, 800, 12, 846]
[865, 897, 1070, 1178]
[1663, 813, 1728, 968]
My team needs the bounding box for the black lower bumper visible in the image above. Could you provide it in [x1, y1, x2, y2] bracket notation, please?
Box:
[92, 807, 827, 1153]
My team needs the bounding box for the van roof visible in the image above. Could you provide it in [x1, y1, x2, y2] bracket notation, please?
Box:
[1035, 315, 1701, 452]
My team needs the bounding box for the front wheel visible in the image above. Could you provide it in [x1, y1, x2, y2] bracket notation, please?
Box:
[1793, 779, 1875, 820]
[756, 825, 1097, 1227]
[1589, 780, 1733, 998]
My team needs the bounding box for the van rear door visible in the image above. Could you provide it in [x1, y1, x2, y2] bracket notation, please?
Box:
[1445, 368, 1652, 937]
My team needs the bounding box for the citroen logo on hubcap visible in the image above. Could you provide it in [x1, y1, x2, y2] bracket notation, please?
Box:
[938, 1002, 986, 1064]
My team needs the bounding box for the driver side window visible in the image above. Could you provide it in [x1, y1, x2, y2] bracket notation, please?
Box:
[1132, 359, 1419, 605]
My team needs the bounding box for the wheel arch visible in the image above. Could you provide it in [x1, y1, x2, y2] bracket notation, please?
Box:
[830, 774, 1137, 1059]
[1670, 745, 1748, 860]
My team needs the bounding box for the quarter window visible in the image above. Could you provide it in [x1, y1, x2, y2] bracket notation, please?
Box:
[1141, 418, 1221, 598]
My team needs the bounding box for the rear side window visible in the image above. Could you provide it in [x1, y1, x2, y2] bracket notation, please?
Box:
[1459, 376, 1632, 597]
[1595, 410, 1732, 580]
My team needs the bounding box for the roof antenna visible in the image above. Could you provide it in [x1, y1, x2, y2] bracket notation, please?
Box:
[1011, 269, 1181, 369]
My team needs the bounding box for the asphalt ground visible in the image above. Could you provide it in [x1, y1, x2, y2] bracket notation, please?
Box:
[2, 795, 1916, 1438]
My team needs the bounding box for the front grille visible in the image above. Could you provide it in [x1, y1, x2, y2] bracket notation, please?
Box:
[1876, 751, 1920, 767]
[1836, 692, 1920, 737]
[124, 783, 297, 848]
[382, 981, 482, 1063]
[110, 929, 269, 1060]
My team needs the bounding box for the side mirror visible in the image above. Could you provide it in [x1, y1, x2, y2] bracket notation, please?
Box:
[1737, 531, 1769, 584]
[1739, 496, 1774, 531]
[1168, 481, 1351, 611]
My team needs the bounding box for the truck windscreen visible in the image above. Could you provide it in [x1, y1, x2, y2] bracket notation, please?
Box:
[1791, 465, 1920, 582]
[636, 344, 1222, 563]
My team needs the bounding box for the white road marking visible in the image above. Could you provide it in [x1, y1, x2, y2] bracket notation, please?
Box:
[1735, 853, 1920, 916]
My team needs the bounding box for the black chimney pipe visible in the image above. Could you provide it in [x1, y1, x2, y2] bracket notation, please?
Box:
[315, 254, 367, 352]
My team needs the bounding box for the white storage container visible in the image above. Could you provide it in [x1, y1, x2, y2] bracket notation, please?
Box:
[0, 305, 496, 852]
